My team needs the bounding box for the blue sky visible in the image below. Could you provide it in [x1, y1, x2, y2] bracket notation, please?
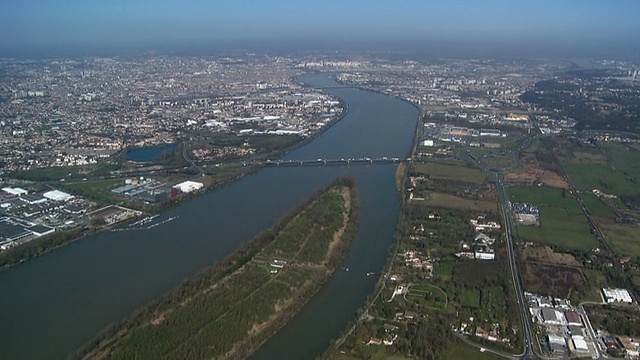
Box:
[1, 0, 639, 48]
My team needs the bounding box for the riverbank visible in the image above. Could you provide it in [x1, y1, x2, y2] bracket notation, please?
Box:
[0, 74, 349, 273]
[74, 176, 360, 360]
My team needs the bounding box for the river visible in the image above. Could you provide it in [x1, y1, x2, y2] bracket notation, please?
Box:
[0, 73, 419, 360]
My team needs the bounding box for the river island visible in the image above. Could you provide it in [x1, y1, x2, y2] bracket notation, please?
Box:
[75, 176, 360, 359]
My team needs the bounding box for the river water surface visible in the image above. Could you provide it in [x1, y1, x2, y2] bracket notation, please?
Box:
[0, 73, 418, 359]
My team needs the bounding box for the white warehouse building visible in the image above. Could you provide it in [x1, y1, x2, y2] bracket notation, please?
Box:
[43, 190, 75, 202]
[173, 181, 204, 193]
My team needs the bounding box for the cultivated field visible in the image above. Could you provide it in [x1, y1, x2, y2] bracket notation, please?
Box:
[416, 191, 497, 212]
[601, 224, 640, 257]
[561, 142, 640, 196]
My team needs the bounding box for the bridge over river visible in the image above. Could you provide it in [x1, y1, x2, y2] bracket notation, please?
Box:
[261, 156, 413, 167]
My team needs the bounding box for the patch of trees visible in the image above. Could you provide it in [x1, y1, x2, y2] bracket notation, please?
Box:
[587, 305, 640, 336]
[452, 259, 506, 289]
[249, 134, 303, 152]
[154, 147, 187, 168]
[399, 315, 453, 359]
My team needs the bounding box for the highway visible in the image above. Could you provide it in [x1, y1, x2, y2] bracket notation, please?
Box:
[495, 171, 538, 359]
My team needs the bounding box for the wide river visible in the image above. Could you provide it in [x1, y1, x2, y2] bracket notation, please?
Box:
[0, 73, 419, 360]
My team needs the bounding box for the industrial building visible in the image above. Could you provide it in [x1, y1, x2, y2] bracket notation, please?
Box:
[43, 190, 75, 202]
[564, 311, 582, 327]
[0, 217, 55, 250]
[1, 187, 28, 197]
[479, 129, 502, 137]
[541, 307, 565, 325]
[547, 334, 566, 355]
[602, 288, 634, 304]
[570, 335, 589, 354]
[173, 180, 204, 193]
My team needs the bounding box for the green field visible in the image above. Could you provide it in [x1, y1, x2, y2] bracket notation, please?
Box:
[436, 262, 454, 280]
[508, 186, 598, 250]
[443, 341, 504, 360]
[460, 289, 480, 308]
[602, 142, 640, 167]
[517, 207, 597, 251]
[412, 162, 486, 184]
[580, 193, 616, 218]
[482, 154, 514, 170]
[524, 137, 545, 152]
[563, 162, 640, 196]
[568, 150, 608, 164]
[12, 165, 88, 181]
[580, 269, 608, 303]
[602, 224, 640, 257]
[560, 142, 640, 196]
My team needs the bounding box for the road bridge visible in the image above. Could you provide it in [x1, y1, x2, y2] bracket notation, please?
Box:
[261, 157, 413, 167]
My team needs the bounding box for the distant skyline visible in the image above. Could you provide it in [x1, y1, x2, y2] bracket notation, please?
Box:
[2, 0, 639, 57]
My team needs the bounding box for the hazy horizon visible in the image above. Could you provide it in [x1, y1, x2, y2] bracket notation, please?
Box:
[2, 0, 639, 59]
